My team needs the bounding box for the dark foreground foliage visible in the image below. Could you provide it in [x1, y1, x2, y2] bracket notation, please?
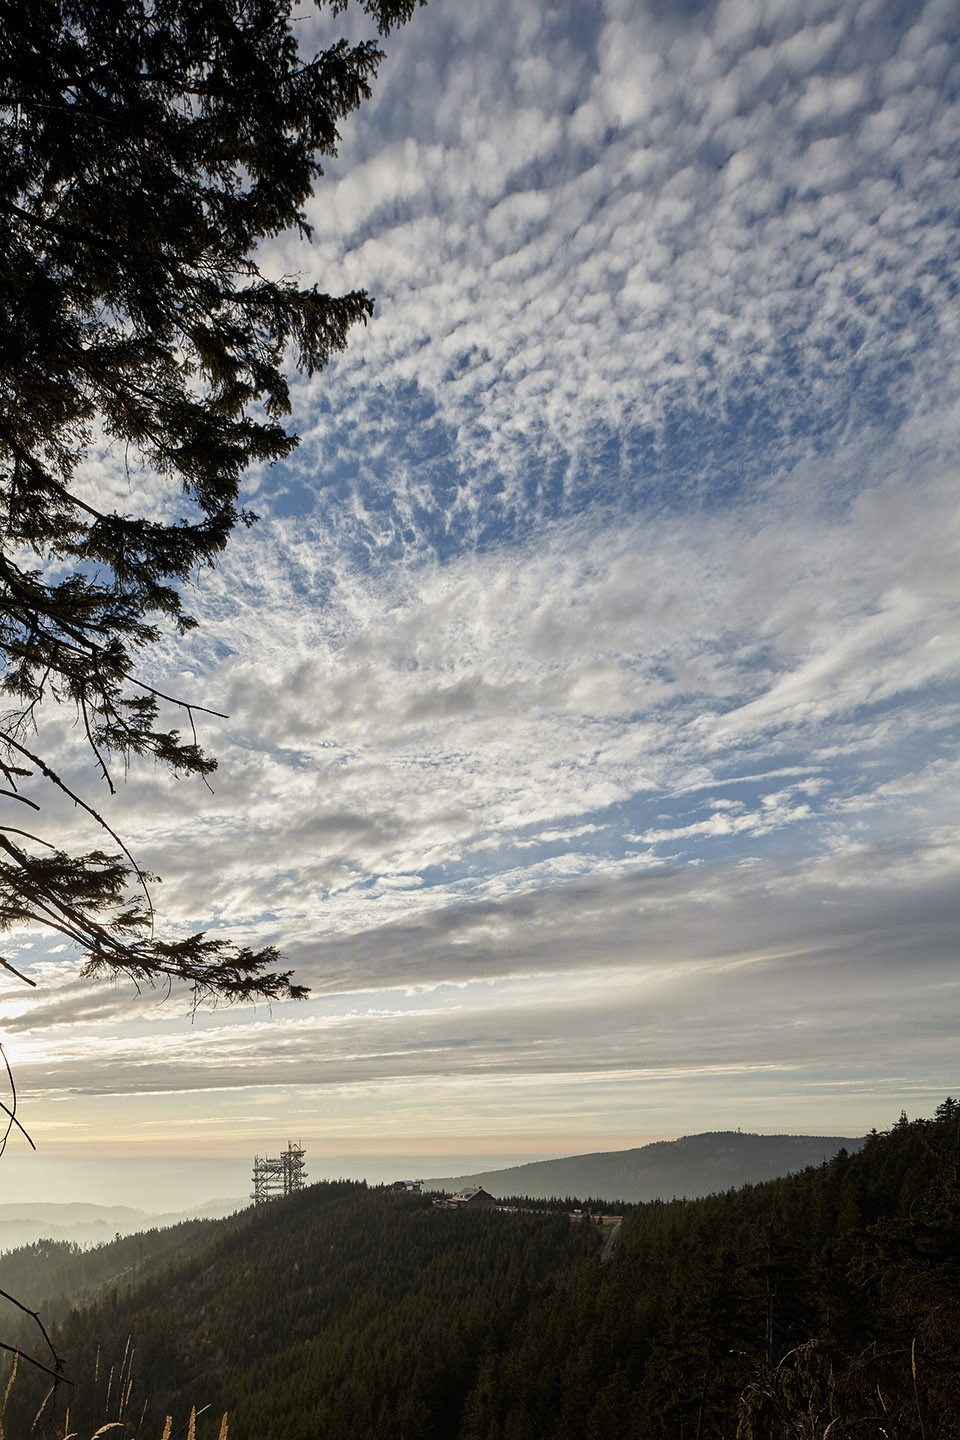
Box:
[0, 0, 419, 1000]
[5, 1104, 960, 1439]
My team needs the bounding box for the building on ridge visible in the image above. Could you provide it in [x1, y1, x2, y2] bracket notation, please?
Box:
[449, 1186, 496, 1209]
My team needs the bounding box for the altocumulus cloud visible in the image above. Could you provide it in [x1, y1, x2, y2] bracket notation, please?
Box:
[7, 0, 960, 1145]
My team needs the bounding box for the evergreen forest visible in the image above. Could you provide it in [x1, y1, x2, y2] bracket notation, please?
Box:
[2, 1103, 958, 1439]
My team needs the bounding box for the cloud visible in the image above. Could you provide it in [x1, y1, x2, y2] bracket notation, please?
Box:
[261, 0, 960, 555]
[4, 0, 959, 1151]
[10, 842, 958, 1112]
[12, 418, 956, 973]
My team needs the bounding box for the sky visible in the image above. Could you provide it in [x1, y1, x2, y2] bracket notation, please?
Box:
[2, 0, 959, 1210]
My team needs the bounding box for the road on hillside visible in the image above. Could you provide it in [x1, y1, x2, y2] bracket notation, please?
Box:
[600, 1217, 622, 1263]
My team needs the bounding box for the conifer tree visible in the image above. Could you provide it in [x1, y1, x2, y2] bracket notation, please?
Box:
[0, 0, 420, 1004]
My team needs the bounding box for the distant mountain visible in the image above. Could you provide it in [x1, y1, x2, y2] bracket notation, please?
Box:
[0, 1197, 245, 1251]
[429, 1130, 864, 1204]
[0, 1203, 147, 1251]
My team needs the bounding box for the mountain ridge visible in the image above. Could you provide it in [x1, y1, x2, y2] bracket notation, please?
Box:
[2, 1132, 867, 1251]
[428, 1129, 864, 1203]
[0, 1198, 245, 1252]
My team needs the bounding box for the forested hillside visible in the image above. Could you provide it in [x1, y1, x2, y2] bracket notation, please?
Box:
[0, 1214, 241, 1328]
[5, 1105, 959, 1440]
[460, 1104, 960, 1440]
[5, 1182, 601, 1439]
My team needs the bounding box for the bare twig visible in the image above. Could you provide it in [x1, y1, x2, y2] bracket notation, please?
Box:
[79, 690, 116, 795]
[0, 1043, 36, 1149]
[127, 675, 227, 723]
[0, 790, 40, 810]
[0, 1286, 69, 1386]
[0, 1341, 71, 1386]
[0, 957, 38, 988]
[0, 825, 55, 848]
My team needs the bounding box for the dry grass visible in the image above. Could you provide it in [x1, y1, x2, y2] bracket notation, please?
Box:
[0, 1350, 227, 1440]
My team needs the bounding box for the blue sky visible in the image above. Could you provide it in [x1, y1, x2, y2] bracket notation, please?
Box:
[3, 0, 958, 1204]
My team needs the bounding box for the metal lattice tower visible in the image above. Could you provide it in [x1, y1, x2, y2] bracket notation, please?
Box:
[251, 1140, 307, 1204]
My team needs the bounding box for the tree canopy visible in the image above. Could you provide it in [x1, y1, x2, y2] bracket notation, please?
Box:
[0, 0, 421, 1005]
